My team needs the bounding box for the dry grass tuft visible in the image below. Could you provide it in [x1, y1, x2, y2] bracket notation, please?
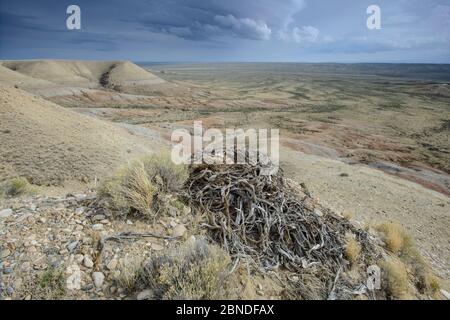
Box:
[119, 238, 245, 299]
[345, 237, 361, 266]
[377, 222, 440, 296]
[116, 256, 146, 292]
[376, 222, 406, 253]
[99, 153, 188, 219]
[0, 177, 34, 197]
[342, 211, 353, 221]
[380, 258, 412, 300]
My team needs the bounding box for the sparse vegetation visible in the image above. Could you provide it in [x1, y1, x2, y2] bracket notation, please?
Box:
[33, 268, 66, 300]
[99, 153, 188, 219]
[0, 177, 34, 197]
[1, 62, 448, 301]
[380, 258, 412, 300]
[345, 237, 361, 266]
[119, 238, 244, 299]
[377, 222, 440, 296]
[116, 256, 147, 292]
[376, 222, 405, 253]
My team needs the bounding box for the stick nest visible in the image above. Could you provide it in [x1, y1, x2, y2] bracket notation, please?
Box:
[185, 151, 360, 282]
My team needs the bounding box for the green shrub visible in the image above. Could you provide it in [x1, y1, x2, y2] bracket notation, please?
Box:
[33, 268, 66, 300]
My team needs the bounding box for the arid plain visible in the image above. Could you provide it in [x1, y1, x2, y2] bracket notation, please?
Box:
[1, 61, 449, 299]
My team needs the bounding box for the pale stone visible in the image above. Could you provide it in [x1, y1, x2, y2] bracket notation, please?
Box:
[66, 264, 82, 290]
[92, 272, 105, 288]
[172, 224, 187, 238]
[83, 255, 94, 268]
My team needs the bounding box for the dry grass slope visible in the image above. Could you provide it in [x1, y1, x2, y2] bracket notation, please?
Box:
[377, 222, 441, 298]
[0, 85, 151, 185]
[0, 60, 165, 88]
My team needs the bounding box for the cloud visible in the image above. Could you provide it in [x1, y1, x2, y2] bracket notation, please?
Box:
[136, 12, 271, 41]
[1, 0, 449, 62]
[282, 0, 306, 28]
[128, 0, 280, 41]
[279, 26, 319, 43]
[214, 14, 271, 40]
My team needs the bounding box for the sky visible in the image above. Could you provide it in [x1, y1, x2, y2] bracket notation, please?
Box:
[0, 0, 449, 63]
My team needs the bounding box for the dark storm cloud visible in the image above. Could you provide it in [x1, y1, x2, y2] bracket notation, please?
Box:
[129, 0, 278, 40]
[0, 10, 60, 33]
[0, 0, 449, 62]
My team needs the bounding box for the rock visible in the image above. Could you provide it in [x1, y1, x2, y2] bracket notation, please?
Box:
[151, 243, 164, 251]
[107, 258, 118, 271]
[30, 204, 37, 211]
[67, 241, 79, 253]
[0, 209, 13, 218]
[75, 254, 84, 264]
[92, 272, 105, 289]
[21, 261, 31, 272]
[92, 224, 103, 230]
[92, 214, 105, 221]
[82, 284, 94, 291]
[66, 264, 82, 290]
[169, 220, 178, 228]
[75, 194, 87, 201]
[441, 289, 450, 300]
[83, 255, 94, 268]
[126, 220, 133, 225]
[82, 237, 93, 245]
[13, 278, 23, 290]
[75, 207, 85, 215]
[172, 224, 187, 238]
[137, 289, 153, 300]
[3, 267, 13, 275]
[50, 259, 62, 269]
[1, 249, 11, 259]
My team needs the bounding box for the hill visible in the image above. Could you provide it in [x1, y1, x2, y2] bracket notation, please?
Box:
[0, 60, 166, 88]
[0, 85, 154, 185]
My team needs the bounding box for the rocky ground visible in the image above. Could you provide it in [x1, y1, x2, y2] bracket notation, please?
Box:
[0, 192, 192, 300]
[1, 180, 449, 300]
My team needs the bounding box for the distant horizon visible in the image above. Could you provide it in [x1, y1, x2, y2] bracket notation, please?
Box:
[1, 58, 450, 66]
